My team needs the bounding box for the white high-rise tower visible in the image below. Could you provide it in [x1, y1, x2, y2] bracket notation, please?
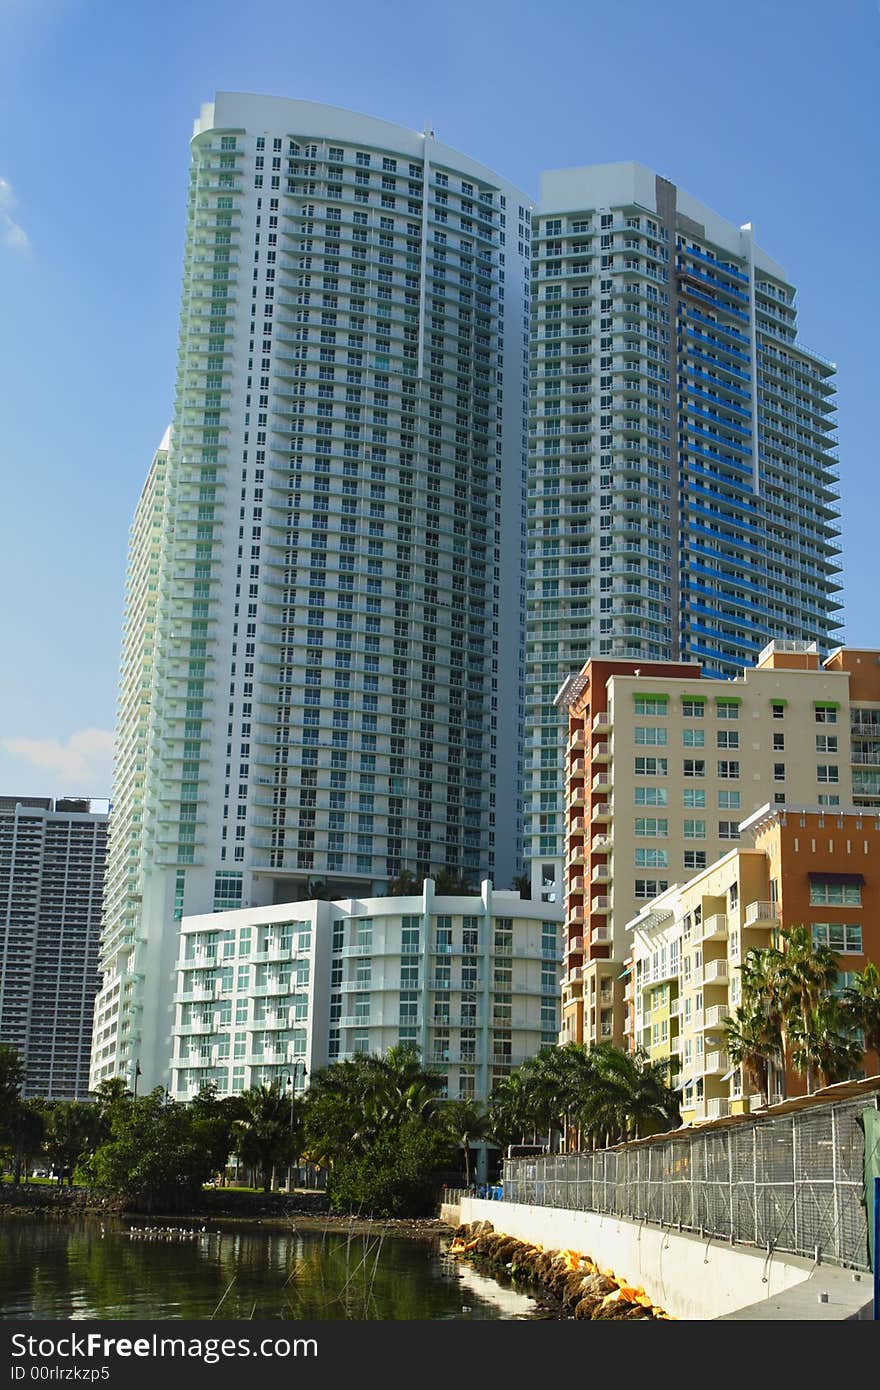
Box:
[91, 94, 532, 1092]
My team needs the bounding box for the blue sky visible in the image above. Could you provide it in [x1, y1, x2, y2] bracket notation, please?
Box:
[0, 0, 877, 798]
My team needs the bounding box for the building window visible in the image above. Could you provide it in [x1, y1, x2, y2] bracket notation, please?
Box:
[773, 763, 786, 782]
[635, 848, 668, 869]
[682, 700, 705, 719]
[817, 765, 839, 783]
[771, 702, 785, 719]
[718, 821, 740, 840]
[634, 696, 668, 716]
[635, 818, 668, 837]
[635, 787, 668, 806]
[717, 761, 740, 779]
[635, 878, 668, 899]
[635, 726, 668, 746]
[809, 880, 861, 906]
[815, 704, 838, 724]
[634, 757, 668, 776]
[811, 923, 863, 953]
[683, 760, 705, 778]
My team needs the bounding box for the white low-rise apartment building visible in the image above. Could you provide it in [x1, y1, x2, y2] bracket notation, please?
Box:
[170, 880, 563, 1102]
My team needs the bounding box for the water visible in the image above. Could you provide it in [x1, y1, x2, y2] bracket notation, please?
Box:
[0, 1219, 538, 1321]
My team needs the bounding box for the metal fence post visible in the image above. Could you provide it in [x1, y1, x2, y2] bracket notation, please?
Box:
[874, 1176, 879, 1321]
[753, 1121, 759, 1247]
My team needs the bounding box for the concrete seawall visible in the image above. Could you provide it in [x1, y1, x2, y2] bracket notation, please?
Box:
[446, 1197, 873, 1320]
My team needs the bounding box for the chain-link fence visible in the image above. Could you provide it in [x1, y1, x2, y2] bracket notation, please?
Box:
[502, 1094, 877, 1271]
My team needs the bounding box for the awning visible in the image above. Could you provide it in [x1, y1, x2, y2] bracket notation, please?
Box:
[814, 700, 841, 710]
[633, 692, 669, 701]
[715, 695, 742, 705]
[808, 870, 865, 885]
[681, 693, 706, 702]
[771, 698, 788, 708]
[721, 1065, 737, 1082]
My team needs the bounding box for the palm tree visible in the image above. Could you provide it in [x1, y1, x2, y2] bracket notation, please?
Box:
[370, 1043, 445, 1127]
[431, 868, 475, 895]
[788, 997, 862, 1089]
[305, 877, 332, 901]
[302, 1045, 443, 1169]
[739, 945, 787, 1099]
[511, 873, 531, 900]
[517, 1045, 594, 1152]
[724, 1004, 773, 1108]
[573, 1045, 679, 1148]
[842, 962, 880, 1072]
[233, 1081, 299, 1192]
[487, 1070, 535, 1149]
[387, 869, 418, 897]
[440, 1099, 489, 1187]
[777, 925, 840, 1093]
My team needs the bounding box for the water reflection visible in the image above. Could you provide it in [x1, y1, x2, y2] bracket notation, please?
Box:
[0, 1220, 537, 1322]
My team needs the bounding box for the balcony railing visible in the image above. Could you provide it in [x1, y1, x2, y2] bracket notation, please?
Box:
[743, 900, 777, 926]
[700, 913, 728, 942]
[702, 959, 729, 985]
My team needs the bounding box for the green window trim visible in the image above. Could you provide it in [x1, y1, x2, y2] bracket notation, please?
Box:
[681, 693, 707, 703]
[632, 693, 669, 702]
[813, 701, 841, 710]
[771, 698, 788, 708]
[715, 695, 742, 706]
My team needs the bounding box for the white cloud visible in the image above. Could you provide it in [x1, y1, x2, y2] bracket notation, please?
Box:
[0, 176, 30, 252]
[1, 728, 115, 795]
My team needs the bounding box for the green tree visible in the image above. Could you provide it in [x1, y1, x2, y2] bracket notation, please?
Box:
[511, 873, 531, 900]
[0, 1044, 25, 1125]
[42, 1101, 104, 1184]
[739, 945, 787, 1100]
[327, 1115, 456, 1218]
[189, 1082, 242, 1181]
[573, 1044, 679, 1148]
[79, 1088, 215, 1212]
[724, 1004, 773, 1108]
[5, 1100, 46, 1184]
[387, 869, 418, 897]
[431, 868, 475, 895]
[776, 925, 840, 1094]
[842, 962, 880, 1070]
[788, 996, 862, 1089]
[302, 1046, 450, 1214]
[233, 1081, 298, 1192]
[440, 1099, 489, 1187]
[488, 1069, 540, 1149]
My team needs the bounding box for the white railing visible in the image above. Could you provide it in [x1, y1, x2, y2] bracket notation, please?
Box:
[744, 900, 777, 926]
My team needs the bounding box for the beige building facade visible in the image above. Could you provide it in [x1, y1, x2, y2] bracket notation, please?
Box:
[627, 805, 880, 1122]
[558, 640, 880, 1048]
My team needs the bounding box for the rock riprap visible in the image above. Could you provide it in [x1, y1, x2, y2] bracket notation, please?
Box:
[447, 1221, 673, 1320]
